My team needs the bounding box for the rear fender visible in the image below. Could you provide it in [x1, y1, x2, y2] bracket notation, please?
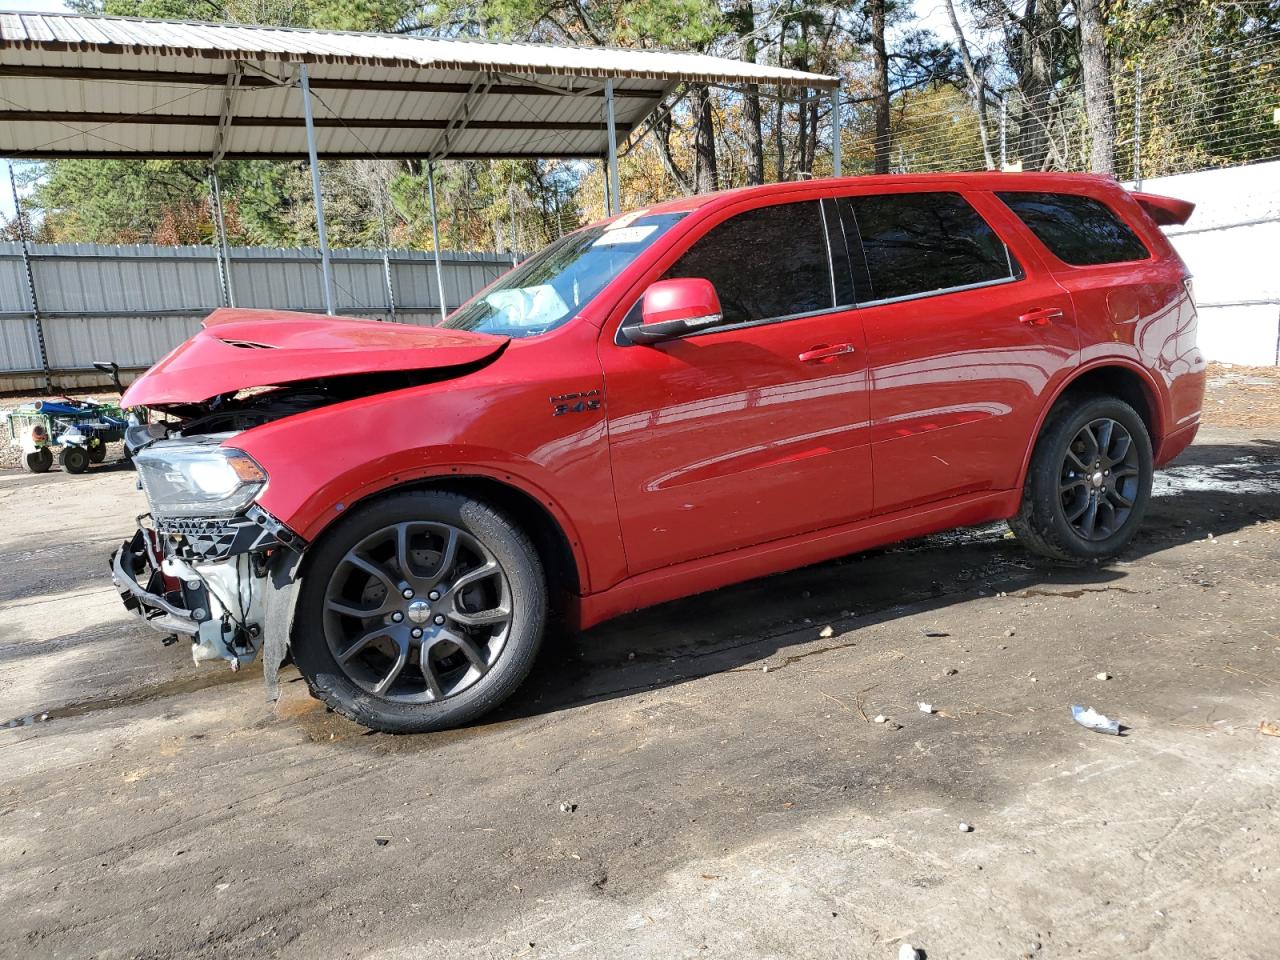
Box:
[1014, 359, 1167, 495]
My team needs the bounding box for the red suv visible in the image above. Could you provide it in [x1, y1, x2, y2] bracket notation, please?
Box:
[112, 173, 1204, 732]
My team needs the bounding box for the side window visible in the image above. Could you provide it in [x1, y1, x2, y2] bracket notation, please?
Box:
[997, 191, 1150, 266]
[662, 200, 835, 326]
[843, 191, 1020, 303]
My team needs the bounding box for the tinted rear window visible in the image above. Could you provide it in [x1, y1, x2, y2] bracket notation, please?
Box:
[997, 191, 1149, 266]
[842, 192, 1019, 303]
[663, 200, 833, 325]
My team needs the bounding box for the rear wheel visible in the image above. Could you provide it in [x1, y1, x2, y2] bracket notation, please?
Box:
[292, 491, 546, 733]
[23, 448, 53, 473]
[88, 440, 107, 464]
[1009, 394, 1153, 562]
[60, 445, 90, 474]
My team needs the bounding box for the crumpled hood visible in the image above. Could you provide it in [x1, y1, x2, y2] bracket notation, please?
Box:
[122, 308, 508, 407]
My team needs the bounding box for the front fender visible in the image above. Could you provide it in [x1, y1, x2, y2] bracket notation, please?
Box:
[230, 351, 624, 597]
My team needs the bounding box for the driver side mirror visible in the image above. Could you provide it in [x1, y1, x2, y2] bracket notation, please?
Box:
[625, 277, 724, 345]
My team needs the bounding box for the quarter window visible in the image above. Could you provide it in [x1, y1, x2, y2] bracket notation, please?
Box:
[997, 191, 1150, 266]
[662, 201, 835, 326]
[843, 191, 1020, 303]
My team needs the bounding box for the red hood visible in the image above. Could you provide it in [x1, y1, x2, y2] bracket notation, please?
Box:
[122, 309, 508, 407]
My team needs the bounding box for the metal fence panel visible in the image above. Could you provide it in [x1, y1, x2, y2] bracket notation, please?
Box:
[0, 241, 512, 376]
[0, 247, 42, 373]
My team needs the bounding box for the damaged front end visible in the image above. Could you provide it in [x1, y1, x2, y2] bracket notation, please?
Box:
[110, 429, 304, 691]
[108, 309, 512, 696]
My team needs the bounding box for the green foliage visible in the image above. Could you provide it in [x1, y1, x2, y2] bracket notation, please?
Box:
[1108, 0, 1280, 175]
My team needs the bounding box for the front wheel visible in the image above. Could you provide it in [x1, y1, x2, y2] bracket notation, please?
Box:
[291, 491, 547, 733]
[1009, 395, 1154, 563]
[60, 445, 90, 474]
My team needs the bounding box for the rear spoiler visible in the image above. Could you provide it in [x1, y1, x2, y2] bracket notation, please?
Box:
[1132, 191, 1195, 227]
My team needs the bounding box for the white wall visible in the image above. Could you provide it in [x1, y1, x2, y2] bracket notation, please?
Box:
[1132, 160, 1280, 366]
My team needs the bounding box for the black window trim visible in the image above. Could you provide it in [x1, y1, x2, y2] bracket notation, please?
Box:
[853, 272, 1024, 310]
[839, 188, 1027, 307]
[615, 197, 849, 347]
[817, 198, 840, 309]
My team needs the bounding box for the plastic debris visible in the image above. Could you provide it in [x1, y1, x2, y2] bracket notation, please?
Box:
[1072, 704, 1122, 736]
[922, 629, 948, 638]
[873, 714, 887, 723]
[958, 821, 973, 833]
[1096, 672, 1111, 681]
[559, 801, 577, 813]
[918, 702, 934, 714]
[374, 837, 391, 846]
[1259, 720, 1280, 738]
[819, 625, 835, 639]
[898, 944, 922, 960]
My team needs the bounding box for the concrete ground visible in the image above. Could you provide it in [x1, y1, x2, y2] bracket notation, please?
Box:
[2, 367, 1278, 960]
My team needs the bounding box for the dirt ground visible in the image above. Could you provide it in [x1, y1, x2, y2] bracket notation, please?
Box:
[2, 366, 1278, 960]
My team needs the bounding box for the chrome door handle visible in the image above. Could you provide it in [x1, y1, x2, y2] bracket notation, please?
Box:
[798, 343, 857, 362]
[1019, 307, 1065, 326]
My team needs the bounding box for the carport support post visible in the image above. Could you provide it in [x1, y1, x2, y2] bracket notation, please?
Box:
[298, 64, 337, 316]
[207, 169, 235, 307]
[426, 161, 448, 323]
[830, 82, 843, 177]
[604, 79, 621, 216]
[7, 161, 52, 392]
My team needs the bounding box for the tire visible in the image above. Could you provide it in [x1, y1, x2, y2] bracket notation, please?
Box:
[23, 448, 53, 474]
[292, 490, 547, 733]
[88, 440, 107, 464]
[1009, 394, 1153, 563]
[60, 445, 90, 474]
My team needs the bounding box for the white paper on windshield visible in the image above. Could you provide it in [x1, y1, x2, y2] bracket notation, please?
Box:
[592, 225, 658, 247]
[485, 285, 570, 327]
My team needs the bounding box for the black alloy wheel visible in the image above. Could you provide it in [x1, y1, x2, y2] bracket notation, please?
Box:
[1009, 394, 1154, 562]
[292, 491, 546, 733]
[1057, 417, 1142, 541]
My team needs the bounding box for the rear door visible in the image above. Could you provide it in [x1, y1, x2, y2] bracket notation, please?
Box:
[599, 196, 873, 574]
[840, 187, 1078, 513]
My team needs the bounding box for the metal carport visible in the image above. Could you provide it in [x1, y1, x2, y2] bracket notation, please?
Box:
[0, 11, 839, 328]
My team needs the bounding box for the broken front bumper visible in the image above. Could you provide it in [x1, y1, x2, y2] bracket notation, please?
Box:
[111, 510, 304, 669]
[111, 528, 204, 638]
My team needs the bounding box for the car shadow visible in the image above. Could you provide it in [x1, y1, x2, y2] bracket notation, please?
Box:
[487, 440, 1280, 726]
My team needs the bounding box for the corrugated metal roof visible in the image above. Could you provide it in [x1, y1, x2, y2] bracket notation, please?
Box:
[0, 12, 836, 87]
[0, 12, 837, 160]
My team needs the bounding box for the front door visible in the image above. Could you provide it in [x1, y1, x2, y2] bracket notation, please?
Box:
[600, 198, 874, 575]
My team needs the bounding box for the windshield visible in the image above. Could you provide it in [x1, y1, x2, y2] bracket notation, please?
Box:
[443, 211, 687, 337]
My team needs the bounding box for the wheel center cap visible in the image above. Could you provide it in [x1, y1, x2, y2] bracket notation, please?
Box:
[1091, 471, 1105, 488]
[406, 599, 432, 624]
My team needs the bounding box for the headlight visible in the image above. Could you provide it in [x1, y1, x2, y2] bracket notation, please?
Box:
[133, 444, 267, 519]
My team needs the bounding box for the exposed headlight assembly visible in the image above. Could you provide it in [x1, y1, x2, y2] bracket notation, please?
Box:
[134, 444, 267, 519]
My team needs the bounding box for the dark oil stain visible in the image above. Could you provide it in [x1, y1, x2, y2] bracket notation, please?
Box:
[1017, 587, 1136, 599]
